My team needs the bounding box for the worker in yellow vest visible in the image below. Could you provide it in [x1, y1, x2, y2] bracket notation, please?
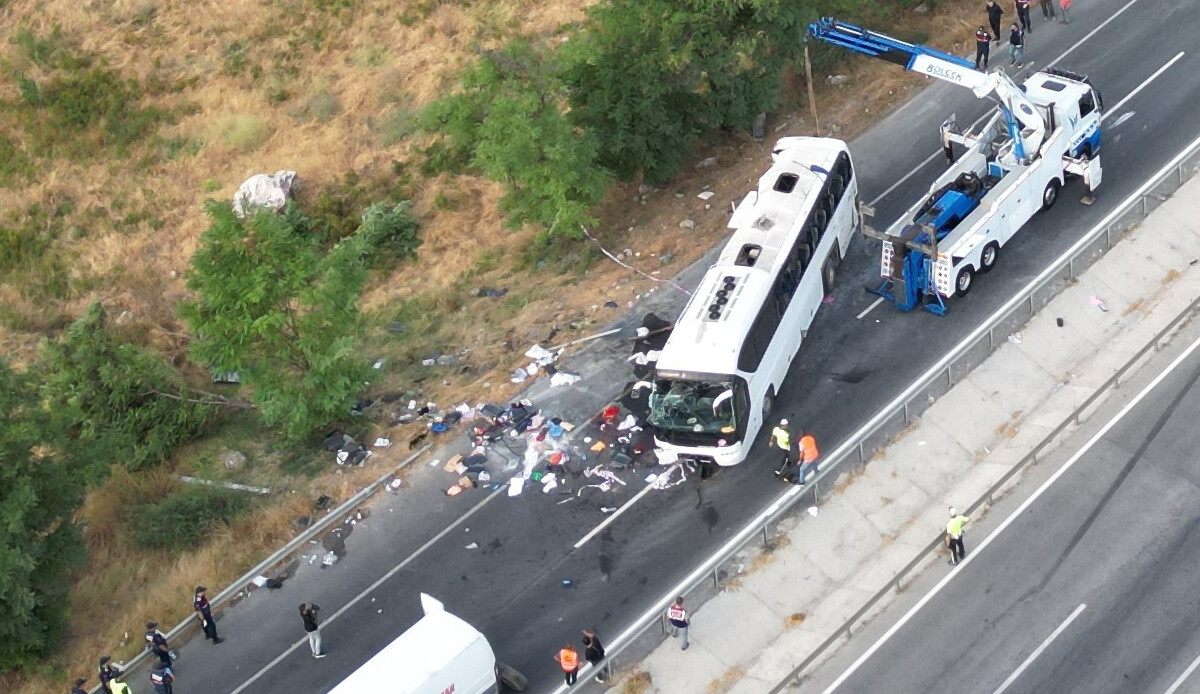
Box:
[555, 642, 580, 686]
[946, 507, 970, 565]
[109, 673, 133, 694]
[769, 419, 793, 475]
[796, 432, 820, 486]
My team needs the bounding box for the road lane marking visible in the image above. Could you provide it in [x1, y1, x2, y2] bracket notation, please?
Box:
[228, 488, 505, 694]
[865, 0, 1148, 210]
[990, 603, 1087, 694]
[817, 329, 1200, 694]
[1102, 51, 1185, 122]
[856, 296, 886, 320]
[1163, 649, 1200, 694]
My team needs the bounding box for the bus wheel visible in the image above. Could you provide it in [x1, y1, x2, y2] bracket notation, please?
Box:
[821, 251, 840, 294]
[1040, 179, 1061, 211]
[497, 662, 528, 691]
[955, 267, 974, 297]
[763, 387, 775, 418]
[979, 242, 1000, 273]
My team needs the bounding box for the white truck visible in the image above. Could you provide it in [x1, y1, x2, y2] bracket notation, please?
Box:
[808, 18, 1104, 314]
[328, 594, 526, 694]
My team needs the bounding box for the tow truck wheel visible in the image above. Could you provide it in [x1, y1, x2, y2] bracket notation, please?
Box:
[1041, 179, 1061, 211]
[955, 267, 974, 297]
[821, 248, 841, 295]
[497, 662, 528, 691]
[979, 243, 1000, 273]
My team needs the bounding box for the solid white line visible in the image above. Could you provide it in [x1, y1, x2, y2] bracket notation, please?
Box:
[1102, 51, 1186, 121]
[866, 0, 1147, 209]
[1163, 649, 1200, 694]
[228, 488, 505, 694]
[573, 471, 662, 549]
[817, 329, 1200, 694]
[990, 603, 1087, 694]
[856, 296, 886, 320]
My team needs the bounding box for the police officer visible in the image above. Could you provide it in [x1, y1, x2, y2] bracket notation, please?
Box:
[946, 507, 971, 565]
[145, 622, 173, 668]
[975, 27, 992, 69]
[194, 586, 224, 644]
[70, 678, 88, 694]
[98, 656, 120, 694]
[769, 418, 793, 476]
[150, 665, 175, 694]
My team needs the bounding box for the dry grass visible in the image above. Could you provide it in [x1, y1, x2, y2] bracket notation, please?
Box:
[617, 668, 654, 694]
[0, 0, 991, 691]
[707, 667, 747, 694]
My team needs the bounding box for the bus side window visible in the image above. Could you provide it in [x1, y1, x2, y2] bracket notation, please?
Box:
[829, 175, 845, 205]
[836, 153, 853, 185]
[794, 242, 811, 276]
[809, 210, 827, 248]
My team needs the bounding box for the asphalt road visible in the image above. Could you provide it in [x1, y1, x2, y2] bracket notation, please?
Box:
[171, 1, 1200, 692]
[802, 325, 1200, 694]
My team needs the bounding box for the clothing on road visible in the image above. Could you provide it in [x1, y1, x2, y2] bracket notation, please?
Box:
[1009, 24, 1026, 67]
[975, 28, 992, 69]
[946, 507, 971, 565]
[299, 603, 326, 658]
[556, 643, 580, 686]
[667, 597, 691, 650]
[194, 585, 224, 644]
[986, 1, 1005, 42]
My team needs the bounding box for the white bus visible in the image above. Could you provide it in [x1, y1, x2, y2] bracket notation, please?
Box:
[648, 137, 859, 467]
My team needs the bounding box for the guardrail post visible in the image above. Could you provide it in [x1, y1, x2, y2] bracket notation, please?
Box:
[902, 401, 910, 424]
[762, 523, 771, 547]
[1141, 195, 1148, 216]
[858, 440, 865, 463]
[1068, 257, 1075, 279]
[946, 367, 953, 388]
[988, 327, 994, 349]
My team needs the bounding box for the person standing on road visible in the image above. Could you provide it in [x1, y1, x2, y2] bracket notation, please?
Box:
[769, 418, 793, 477]
[666, 597, 691, 650]
[299, 603, 327, 658]
[1058, 0, 1071, 24]
[1008, 23, 1026, 69]
[555, 642, 580, 686]
[582, 629, 606, 683]
[150, 665, 174, 694]
[109, 672, 133, 694]
[194, 586, 224, 644]
[1038, 0, 1056, 20]
[70, 678, 88, 694]
[975, 27, 992, 70]
[1015, 0, 1034, 32]
[98, 656, 120, 694]
[946, 507, 971, 565]
[986, 0, 1004, 43]
[144, 623, 174, 668]
[796, 431, 820, 487]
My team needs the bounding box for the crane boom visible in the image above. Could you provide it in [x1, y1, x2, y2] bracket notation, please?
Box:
[806, 18, 1046, 163]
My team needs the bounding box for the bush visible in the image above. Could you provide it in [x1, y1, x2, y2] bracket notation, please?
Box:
[131, 485, 253, 550]
[207, 114, 273, 151]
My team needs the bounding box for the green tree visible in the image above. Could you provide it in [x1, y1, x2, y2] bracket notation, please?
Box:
[0, 361, 88, 668]
[180, 201, 419, 438]
[423, 41, 612, 238]
[564, 0, 811, 182]
[41, 301, 220, 474]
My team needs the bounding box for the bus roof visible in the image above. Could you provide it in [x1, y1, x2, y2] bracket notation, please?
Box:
[655, 137, 848, 377]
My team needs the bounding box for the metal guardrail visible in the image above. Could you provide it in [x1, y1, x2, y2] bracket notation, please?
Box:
[101, 444, 430, 687]
[579, 132, 1200, 691]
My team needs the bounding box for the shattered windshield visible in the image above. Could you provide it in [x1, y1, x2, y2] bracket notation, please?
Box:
[648, 378, 738, 436]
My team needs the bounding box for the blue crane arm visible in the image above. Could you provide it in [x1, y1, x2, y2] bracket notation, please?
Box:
[807, 18, 975, 75]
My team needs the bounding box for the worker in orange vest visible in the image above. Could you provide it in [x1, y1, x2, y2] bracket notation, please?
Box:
[555, 642, 580, 686]
[796, 431, 820, 486]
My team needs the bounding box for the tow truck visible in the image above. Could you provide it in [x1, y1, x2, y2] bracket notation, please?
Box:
[807, 18, 1104, 314]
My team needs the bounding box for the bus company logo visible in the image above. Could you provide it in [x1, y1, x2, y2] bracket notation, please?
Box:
[925, 64, 964, 83]
[441, 686, 455, 694]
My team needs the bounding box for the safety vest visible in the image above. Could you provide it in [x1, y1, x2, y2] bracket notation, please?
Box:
[667, 604, 688, 623]
[771, 426, 791, 449]
[111, 681, 132, 694]
[799, 435, 819, 463]
[559, 648, 578, 671]
[947, 515, 969, 539]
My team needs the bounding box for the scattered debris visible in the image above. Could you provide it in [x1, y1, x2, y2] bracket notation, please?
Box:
[697, 191, 715, 201]
[695, 157, 718, 169]
[679, 219, 695, 229]
[223, 450, 246, 470]
[550, 372, 582, 387]
[476, 288, 509, 298]
[1090, 295, 1109, 312]
[465, 542, 479, 550]
[827, 74, 850, 86]
[1007, 332, 1023, 345]
[1056, 317, 1065, 327]
[233, 170, 297, 218]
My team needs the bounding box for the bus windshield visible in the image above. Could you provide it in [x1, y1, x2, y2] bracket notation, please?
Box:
[648, 378, 739, 438]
